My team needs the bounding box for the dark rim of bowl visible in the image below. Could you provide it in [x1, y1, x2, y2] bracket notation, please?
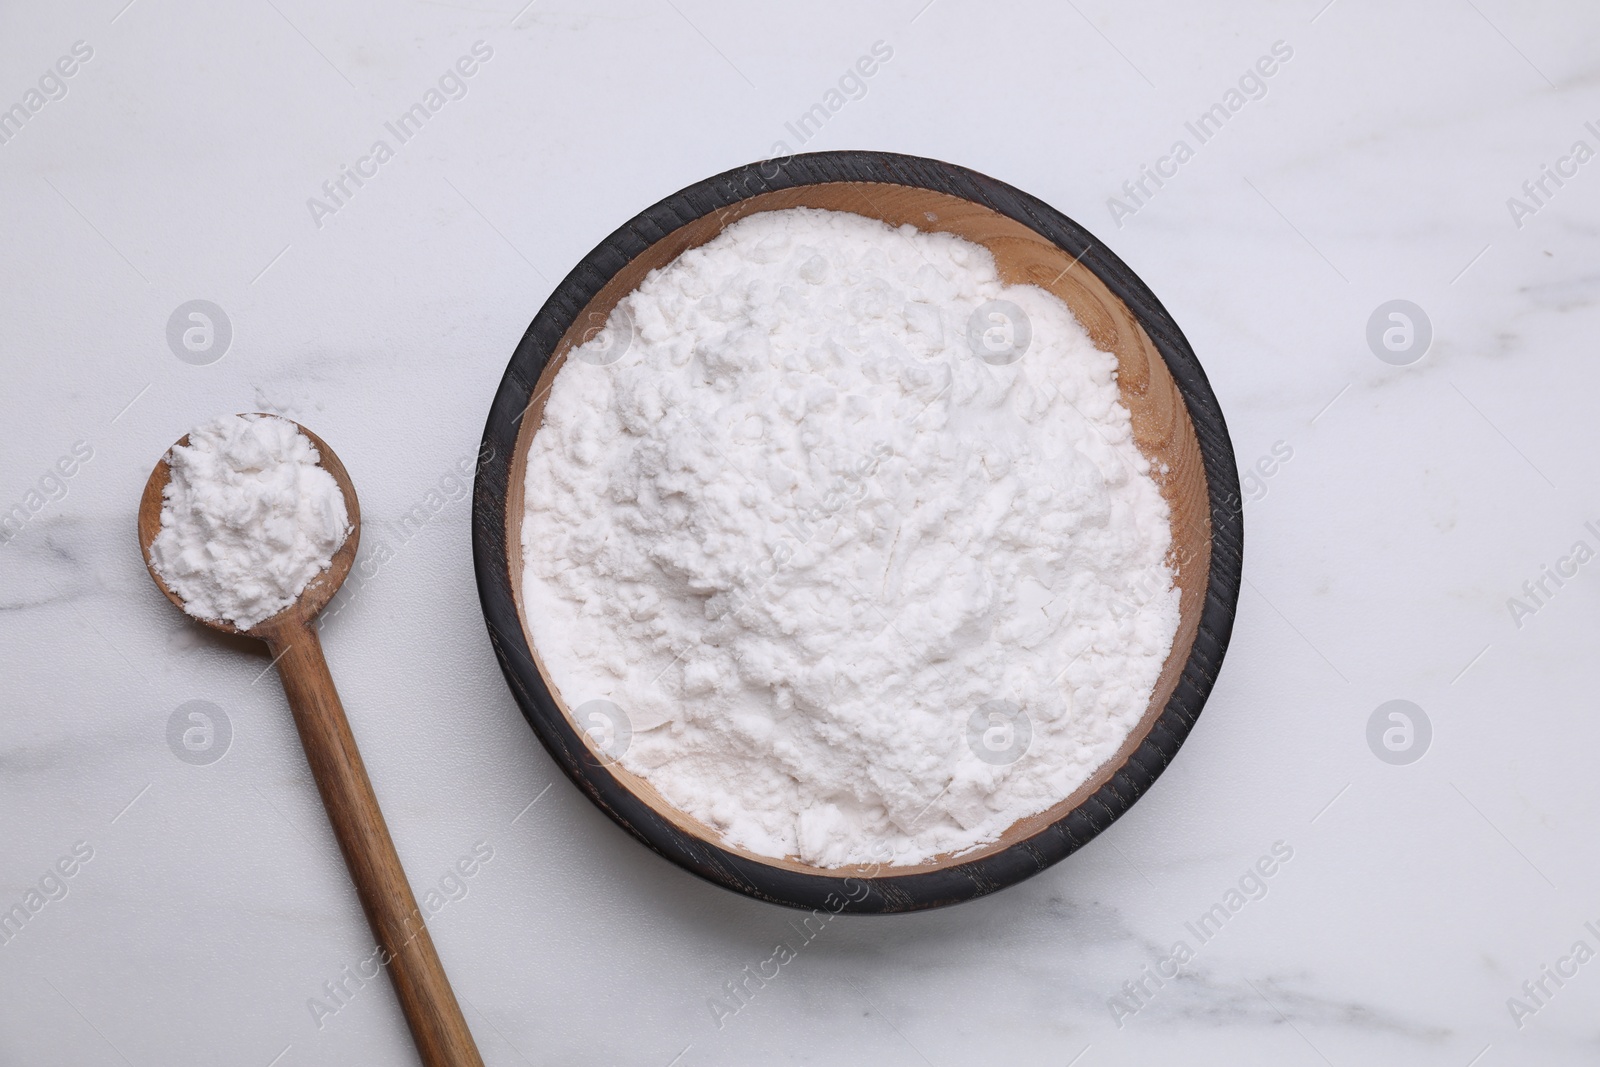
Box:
[472, 150, 1243, 914]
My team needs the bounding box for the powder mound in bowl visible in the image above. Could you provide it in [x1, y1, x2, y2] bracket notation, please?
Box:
[522, 207, 1180, 868]
[151, 414, 350, 630]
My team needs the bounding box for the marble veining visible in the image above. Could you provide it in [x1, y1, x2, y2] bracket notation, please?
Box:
[3, 1, 1600, 1064]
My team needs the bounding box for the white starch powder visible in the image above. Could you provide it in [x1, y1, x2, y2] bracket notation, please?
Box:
[522, 208, 1179, 867]
[152, 414, 350, 630]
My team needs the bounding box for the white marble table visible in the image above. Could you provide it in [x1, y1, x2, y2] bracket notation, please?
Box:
[4, 1, 1598, 1063]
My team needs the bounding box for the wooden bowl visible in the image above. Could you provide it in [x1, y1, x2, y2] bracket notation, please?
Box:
[473, 151, 1243, 913]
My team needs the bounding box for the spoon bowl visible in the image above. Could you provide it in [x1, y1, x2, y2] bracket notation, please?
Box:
[137, 415, 361, 637]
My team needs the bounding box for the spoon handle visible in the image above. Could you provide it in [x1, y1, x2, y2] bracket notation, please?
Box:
[265, 622, 484, 1067]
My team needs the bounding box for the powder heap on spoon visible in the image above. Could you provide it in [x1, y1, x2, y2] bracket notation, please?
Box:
[150, 413, 350, 630]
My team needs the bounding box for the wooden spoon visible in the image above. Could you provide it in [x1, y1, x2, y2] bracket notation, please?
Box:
[138, 416, 484, 1067]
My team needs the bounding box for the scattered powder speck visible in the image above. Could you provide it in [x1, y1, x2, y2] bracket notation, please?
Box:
[151, 414, 350, 630]
[522, 208, 1179, 867]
